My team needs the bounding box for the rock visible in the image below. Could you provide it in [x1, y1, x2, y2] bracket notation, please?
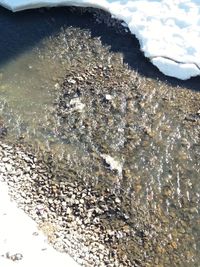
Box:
[101, 154, 123, 175]
[105, 94, 113, 101]
[67, 78, 76, 84]
[69, 98, 85, 112]
[5, 252, 23, 261]
[115, 197, 121, 204]
[54, 83, 60, 89]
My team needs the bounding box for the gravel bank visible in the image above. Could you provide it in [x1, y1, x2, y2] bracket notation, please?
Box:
[0, 139, 199, 267]
[0, 142, 144, 267]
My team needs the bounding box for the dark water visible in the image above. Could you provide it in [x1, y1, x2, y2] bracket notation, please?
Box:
[0, 6, 199, 266]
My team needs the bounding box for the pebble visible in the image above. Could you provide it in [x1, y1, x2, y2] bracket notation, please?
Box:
[67, 78, 76, 84]
[2, 157, 9, 162]
[105, 94, 113, 101]
[5, 252, 23, 261]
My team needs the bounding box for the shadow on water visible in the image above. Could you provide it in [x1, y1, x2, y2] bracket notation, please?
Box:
[0, 6, 200, 92]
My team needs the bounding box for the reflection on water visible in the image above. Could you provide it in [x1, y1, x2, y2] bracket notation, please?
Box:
[0, 6, 199, 267]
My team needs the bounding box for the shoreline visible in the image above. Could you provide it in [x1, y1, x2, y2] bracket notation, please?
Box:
[0, 5, 200, 89]
[0, 1, 200, 80]
[0, 139, 199, 266]
[0, 177, 80, 267]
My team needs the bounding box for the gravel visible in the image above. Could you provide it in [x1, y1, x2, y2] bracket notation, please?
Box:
[1, 139, 199, 267]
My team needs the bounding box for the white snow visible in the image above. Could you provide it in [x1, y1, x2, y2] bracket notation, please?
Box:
[0, 181, 80, 267]
[151, 57, 200, 80]
[0, 0, 200, 80]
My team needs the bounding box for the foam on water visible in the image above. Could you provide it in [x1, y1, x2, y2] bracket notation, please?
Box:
[0, 0, 200, 80]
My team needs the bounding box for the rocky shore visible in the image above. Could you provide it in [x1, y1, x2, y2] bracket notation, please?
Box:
[0, 136, 199, 267]
[0, 141, 148, 267]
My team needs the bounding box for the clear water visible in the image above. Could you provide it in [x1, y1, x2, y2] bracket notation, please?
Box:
[0, 6, 199, 267]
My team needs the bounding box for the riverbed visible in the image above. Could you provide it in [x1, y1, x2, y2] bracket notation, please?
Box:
[0, 6, 199, 267]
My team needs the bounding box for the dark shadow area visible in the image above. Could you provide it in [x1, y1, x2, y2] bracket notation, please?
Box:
[0, 6, 200, 92]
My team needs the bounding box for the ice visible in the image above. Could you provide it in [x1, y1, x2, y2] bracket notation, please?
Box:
[151, 57, 200, 80]
[0, 0, 200, 80]
[0, 181, 80, 267]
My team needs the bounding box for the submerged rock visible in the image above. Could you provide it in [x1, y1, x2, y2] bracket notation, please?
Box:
[0, 117, 7, 138]
[101, 154, 123, 175]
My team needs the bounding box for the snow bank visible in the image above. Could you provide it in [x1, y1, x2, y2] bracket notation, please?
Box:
[0, 0, 200, 80]
[0, 182, 80, 267]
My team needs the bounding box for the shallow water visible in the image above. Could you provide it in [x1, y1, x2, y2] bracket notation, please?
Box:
[0, 6, 199, 267]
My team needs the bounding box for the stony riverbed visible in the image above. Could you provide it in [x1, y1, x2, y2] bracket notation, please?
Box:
[0, 137, 199, 267]
[0, 6, 200, 267]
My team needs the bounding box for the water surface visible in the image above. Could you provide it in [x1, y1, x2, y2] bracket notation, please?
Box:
[0, 6, 199, 267]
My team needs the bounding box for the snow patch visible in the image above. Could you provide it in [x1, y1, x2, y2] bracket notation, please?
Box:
[0, 0, 200, 80]
[0, 181, 80, 267]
